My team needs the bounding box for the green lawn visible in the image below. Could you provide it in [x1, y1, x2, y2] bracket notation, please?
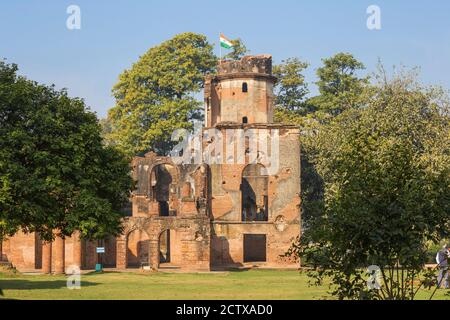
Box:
[0, 269, 448, 300]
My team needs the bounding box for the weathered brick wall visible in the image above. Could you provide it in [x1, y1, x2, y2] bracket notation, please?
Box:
[118, 216, 211, 271]
[208, 125, 301, 268]
[2, 231, 37, 271]
[126, 228, 150, 267]
[211, 222, 299, 268]
[3, 232, 112, 272]
[205, 55, 276, 128]
[217, 55, 273, 75]
[4, 55, 301, 273]
[218, 78, 274, 124]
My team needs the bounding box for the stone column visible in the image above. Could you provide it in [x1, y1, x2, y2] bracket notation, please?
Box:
[116, 238, 127, 269]
[42, 241, 52, 274]
[52, 236, 65, 274]
[149, 240, 159, 270]
[72, 231, 82, 270]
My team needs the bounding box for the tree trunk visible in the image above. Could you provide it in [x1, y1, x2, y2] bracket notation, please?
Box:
[0, 237, 2, 261]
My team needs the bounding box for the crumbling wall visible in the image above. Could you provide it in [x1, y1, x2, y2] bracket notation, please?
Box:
[117, 216, 211, 271]
[209, 126, 301, 268]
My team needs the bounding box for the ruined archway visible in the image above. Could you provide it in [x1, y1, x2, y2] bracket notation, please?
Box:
[158, 229, 181, 268]
[241, 164, 269, 222]
[126, 229, 150, 268]
[150, 164, 176, 216]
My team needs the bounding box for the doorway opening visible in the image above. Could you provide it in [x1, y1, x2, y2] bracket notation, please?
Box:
[243, 234, 267, 262]
[241, 164, 269, 221]
[150, 164, 175, 216]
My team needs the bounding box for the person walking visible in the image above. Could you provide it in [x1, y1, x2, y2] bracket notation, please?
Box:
[436, 244, 450, 289]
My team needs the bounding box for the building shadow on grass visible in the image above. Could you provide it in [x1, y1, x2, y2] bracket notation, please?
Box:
[0, 279, 99, 290]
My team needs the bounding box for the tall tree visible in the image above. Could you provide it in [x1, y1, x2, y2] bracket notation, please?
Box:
[273, 57, 310, 116]
[0, 61, 133, 241]
[105, 32, 217, 156]
[287, 68, 450, 300]
[224, 38, 248, 60]
[312, 52, 369, 117]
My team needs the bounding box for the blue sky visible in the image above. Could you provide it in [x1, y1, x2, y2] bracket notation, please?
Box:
[1, 0, 449, 118]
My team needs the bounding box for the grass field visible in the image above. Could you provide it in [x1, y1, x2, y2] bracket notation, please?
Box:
[0, 269, 448, 300]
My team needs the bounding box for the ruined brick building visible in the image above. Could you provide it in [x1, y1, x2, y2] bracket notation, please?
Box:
[0, 55, 301, 273]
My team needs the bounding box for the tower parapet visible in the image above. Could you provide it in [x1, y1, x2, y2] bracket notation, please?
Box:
[217, 55, 273, 76]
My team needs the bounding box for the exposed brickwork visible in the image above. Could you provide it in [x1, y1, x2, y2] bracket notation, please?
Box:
[41, 241, 52, 274]
[120, 55, 300, 271]
[3, 54, 301, 273]
[52, 235, 65, 274]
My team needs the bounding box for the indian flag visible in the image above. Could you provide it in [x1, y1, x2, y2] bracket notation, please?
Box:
[220, 34, 233, 49]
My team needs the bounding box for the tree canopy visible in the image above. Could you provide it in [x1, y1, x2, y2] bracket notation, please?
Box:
[223, 38, 249, 60]
[105, 32, 217, 156]
[287, 68, 450, 300]
[273, 53, 450, 299]
[273, 57, 310, 115]
[273, 53, 370, 226]
[0, 61, 133, 241]
[312, 52, 369, 118]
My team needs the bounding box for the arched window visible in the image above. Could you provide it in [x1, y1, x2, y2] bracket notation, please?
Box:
[242, 82, 248, 93]
[150, 164, 174, 216]
[241, 164, 269, 222]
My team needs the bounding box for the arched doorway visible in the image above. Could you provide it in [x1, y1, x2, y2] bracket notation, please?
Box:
[150, 164, 175, 216]
[126, 229, 150, 268]
[241, 164, 269, 222]
[158, 229, 180, 268]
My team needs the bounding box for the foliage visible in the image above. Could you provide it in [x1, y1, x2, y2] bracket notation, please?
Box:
[223, 38, 248, 60]
[273, 58, 310, 114]
[274, 54, 370, 227]
[287, 67, 450, 299]
[313, 52, 369, 117]
[0, 61, 133, 241]
[105, 32, 217, 156]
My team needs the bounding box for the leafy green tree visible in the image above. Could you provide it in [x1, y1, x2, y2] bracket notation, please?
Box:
[312, 52, 369, 117]
[106, 32, 217, 156]
[273, 58, 310, 116]
[0, 61, 133, 241]
[273, 54, 370, 228]
[99, 117, 113, 146]
[0, 175, 12, 260]
[287, 68, 450, 300]
[224, 38, 248, 60]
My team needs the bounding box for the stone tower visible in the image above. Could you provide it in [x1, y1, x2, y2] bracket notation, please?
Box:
[204, 55, 301, 267]
[204, 55, 276, 126]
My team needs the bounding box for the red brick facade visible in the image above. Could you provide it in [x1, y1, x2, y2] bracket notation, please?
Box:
[0, 55, 301, 273]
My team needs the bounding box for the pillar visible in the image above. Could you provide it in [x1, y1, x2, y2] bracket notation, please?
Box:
[116, 238, 127, 269]
[72, 231, 82, 270]
[149, 240, 159, 270]
[42, 241, 52, 274]
[52, 235, 65, 274]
